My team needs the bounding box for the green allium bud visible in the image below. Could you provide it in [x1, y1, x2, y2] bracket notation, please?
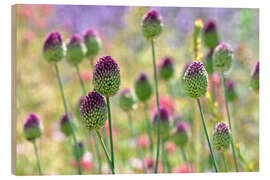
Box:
[23, 113, 42, 141]
[119, 88, 136, 112]
[203, 20, 219, 49]
[212, 122, 231, 152]
[80, 91, 107, 131]
[60, 112, 73, 136]
[152, 106, 170, 138]
[141, 9, 163, 40]
[43, 31, 64, 63]
[172, 121, 189, 146]
[135, 72, 153, 102]
[183, 61, 208, 98]
[83, 29, 101, 59]
[66, 34, 85, 65]
[159, 57, 174, 80]
[73, 141, 85, 159]
[93, 56, 120, 96]
[250, 61, 259, 92]
[213, 42, 233, 72]
[226, 79, 238, 102]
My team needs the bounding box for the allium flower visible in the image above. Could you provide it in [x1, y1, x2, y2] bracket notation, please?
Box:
[135, 72, 153, 102]
[165, 141, 176, 154]
[212, 122, 231, 152]
[73, 141, 85, 159]
[213, 42, 233, 72]
[80, 91, 107, 131]
[60, 112, 73, 136]
[23, 113, 42, 141]
[203, 49, 214, 75]
[119, 88, 136, 112]
[151, 106, 170, 137]
[203, 20, 219, 49]
[144, 157, 163, 173]
[66, 34, 85, 65]
[141, 9, 163, 40]
[225, 79, 238, 102]
[183, 61, 208, 98]
[83, 29, 101, 58]
[43, 31, 64, 62]
[250, 61, 259, 91]
[137, 135, 149, 149]
[93, 56, 120, 96]
[172, 121, 189, 146]
[158, 57, 174, 80]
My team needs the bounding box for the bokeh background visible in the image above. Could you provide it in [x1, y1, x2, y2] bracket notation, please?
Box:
[15, 4, 259, 175]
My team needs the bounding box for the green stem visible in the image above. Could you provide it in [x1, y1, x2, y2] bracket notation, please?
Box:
[54, 63, 82, 174]
[75, 64, 87, 95]
[196, 98, 218, 172]
[105, 96, 115, 173]
[180, 147, 189, 172]
[33, 140, 42, 175]
[221, 73, 239, 172]
[162, 140, 171, 173]
[151, 39, 161, 174]
[221, 152, 229, 172]
[95, 130, 115, 174]
[143, 102, 154, 156]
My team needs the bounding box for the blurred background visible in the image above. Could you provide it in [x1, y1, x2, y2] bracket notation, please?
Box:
[15, 4, 259, 175]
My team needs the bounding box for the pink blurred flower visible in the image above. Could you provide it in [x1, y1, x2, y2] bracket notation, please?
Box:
[137, 135, 149, 149]
[172, 164, 194, 173]
[70, 152, 93, 172]
[211, 73, 220, 87]
[74, 70, 92, 82]
[19, 5, 34, 19]
[23, 31, 35, 43]
[144, 157, 163, 173]
[165, 141, 176, 154]
[34, 17, 46, 29]
[39, 5, 53, 15]
[151, 95, 175, 115]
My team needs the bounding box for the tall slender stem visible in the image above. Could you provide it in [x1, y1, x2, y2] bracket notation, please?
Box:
[221, 73, 239, 172]
[180, 147, 189, 172]
[151, 39, 161, 174]
[221, 152, 228, 172]
[75, 64, 87, 95]
[161, 140, 171, 173]
[143, 102, 154, 156]
[196, 98, 218, 172]
[105, 96, 115, 173]
[54, 63, 82, 174]
[32, 140, 42, 175]
[95, 130, 115, 174]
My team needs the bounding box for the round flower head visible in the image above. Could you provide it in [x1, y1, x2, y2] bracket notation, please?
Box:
[172, 121, 188, 146]
[159, 57, 174, 80]
[60, 112, 73, 136]
[203, 20, 219, 49]
[226, 79, 238, 102]
[141, 9, 163, 40]
[135, 72, 152, 102]
[203, 49, 214, 75]
[43, 31, 64, 62]
[66, 34, 85, 65]
[152, 106, 170, 138]
[212, 122, 231, 152]
[213, 42, 233, 72]
[93, 56, 120, 96]
[80, 91, 107, 131]
[23, 113, 42, 141]
[119, 88, 136, 112]
[73, 141, 85, 159]
[83, 29, 101, 59]
[183, 61, 208, 98]
[250, 61, 259, 92]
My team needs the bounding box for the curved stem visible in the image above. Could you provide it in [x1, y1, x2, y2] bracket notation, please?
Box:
[151, 39, 161, 174]
[33, 140, 42, 175]
[105, 96, 115, 173]
[221, 152, 228, 172]
[196, 98, 218, 172]
[143, 102, 154, 156]
[221, 73, 239, 172]
[95, 130, 115, 174]
[180, 147, 189, 172]
[54, 63, 82, 174]
[75, 64, 87, 95]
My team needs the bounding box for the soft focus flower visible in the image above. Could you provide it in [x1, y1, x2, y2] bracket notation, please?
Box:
[119, 88, 136, 112]
[183, 61, 208, 98]
[23, 113, 42, 141]
[73, 141, 85, 159]
[135, 72, 152, 102]
[141, 9, 163, 40]
[93, 56, 120, 96]
[143, 157, 163, 173]
[66, 34, 85, 65]
[172, 164, 194, 173]
[80, 91, 107, 131]
[172, 121, 189, 146]
[60, 112, 73, 137]
[137, 135, 149, 149]
[151, 106, 170, 138]
[213, 42, 233, 72]
[83, 29, 101, 59]
[250, 61, 259, 92]
[74, 69, 92, 82]
[70, 151, 94, 172]
[203, 20, 219, 49]
[165, 141, 177, 154]
[212, 122, 231, 152]
[158, 57, 174, 80]
[225, 79, 238, 102]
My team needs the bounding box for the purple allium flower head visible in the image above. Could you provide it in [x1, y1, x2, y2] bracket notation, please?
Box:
[250, 61, 259, 91]
[66, 34, 85, 65]
[93, 56, 120, 96]
[43, 31, 64, 62]
[203, 20, 219, 49]
[83, 29, 101, 59]
[183, 61, 208, 98]
[152, 106, 170, 138]
[159, 57, 174, 80]
[213, 42, 233, 72]
[60, 112, 73, 136]
[225, 79, 238, 102]
[173, 121, 189, 146]
[141, 9, 163, 40]
[23, 113, 42, 141]
[80, 90, 107, 131]
[135, 72, 152, 102]
[74, 141, 85, 159]
[176, 121, 188, 133]
[119, 88, 136, 112]
[212, 122, 231, 152]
